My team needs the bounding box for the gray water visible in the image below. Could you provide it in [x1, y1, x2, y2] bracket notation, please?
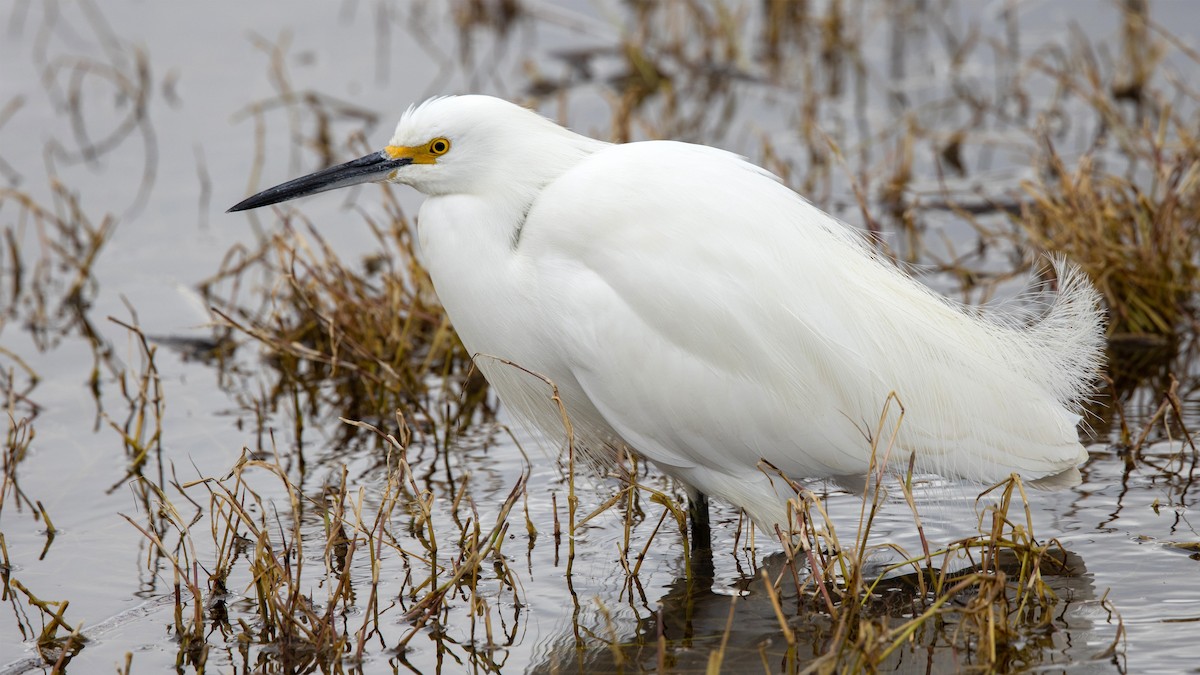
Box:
[1, 1, 1198, 673]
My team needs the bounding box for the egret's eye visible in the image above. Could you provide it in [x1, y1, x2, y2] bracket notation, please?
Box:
[428, 138, 451, 156]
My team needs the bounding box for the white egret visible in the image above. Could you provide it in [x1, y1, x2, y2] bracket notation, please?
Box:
[230, 95, 1105, 540]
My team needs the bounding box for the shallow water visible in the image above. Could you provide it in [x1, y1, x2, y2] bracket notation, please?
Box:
[1, 1, 1198, 673]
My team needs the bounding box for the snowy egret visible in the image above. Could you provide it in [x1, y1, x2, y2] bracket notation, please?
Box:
[230, 95, 1104, 539]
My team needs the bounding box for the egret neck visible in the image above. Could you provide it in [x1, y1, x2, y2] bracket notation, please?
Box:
[408, 114, 606, 370]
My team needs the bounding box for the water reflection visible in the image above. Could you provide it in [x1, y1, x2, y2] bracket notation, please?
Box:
[530, 543, 1113, 674]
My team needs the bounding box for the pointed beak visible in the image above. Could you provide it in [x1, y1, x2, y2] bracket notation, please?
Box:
[227, 150, 413, 212]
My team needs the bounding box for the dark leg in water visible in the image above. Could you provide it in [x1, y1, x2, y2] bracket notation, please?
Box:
[688, 492, 711, 551]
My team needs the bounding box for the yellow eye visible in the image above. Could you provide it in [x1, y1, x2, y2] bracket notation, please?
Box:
[428, 137, 451, 155]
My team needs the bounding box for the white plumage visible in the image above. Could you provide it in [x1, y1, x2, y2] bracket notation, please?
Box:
[231, 95, 1106, 533]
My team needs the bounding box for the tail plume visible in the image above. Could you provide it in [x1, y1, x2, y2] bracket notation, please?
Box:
[1016, 257, 1107, 411]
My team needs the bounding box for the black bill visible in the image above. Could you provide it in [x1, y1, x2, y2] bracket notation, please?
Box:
[228, 151, 412, 212]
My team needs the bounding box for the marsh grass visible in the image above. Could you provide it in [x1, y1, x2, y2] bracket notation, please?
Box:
[1, 0, 154, 363]
[511, 406, 1116, 673]
[121, 410, 532, 672]
[0, 165, 127, 675]
[4, 577, 85, 668]
[112, 384, 1119, 673]
[768, 482, 1097, 674]
[1020, 148, 1198, 339]
[105, 317, 166, 492]
[204, 37, 487, 449]
[4, 314, 181, 671]
[715, 397, 1105, 673]
[2, 370, 81, 668]
[1, 374, 37, 521]
[0, 183, 116, 359]
[202, 198, 490, 460]
[1015, 30, 1200, 342]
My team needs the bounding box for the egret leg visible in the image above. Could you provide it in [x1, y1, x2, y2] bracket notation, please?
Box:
[688, 492, 711, 551]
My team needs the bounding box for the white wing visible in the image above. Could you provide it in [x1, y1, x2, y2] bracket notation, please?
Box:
[516, 141, 1098, 496]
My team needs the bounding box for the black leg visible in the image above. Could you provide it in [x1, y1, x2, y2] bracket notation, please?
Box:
[688, 492, 711, 551]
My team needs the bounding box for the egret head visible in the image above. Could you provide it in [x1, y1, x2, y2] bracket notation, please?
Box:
[228, 95, 601, 212]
